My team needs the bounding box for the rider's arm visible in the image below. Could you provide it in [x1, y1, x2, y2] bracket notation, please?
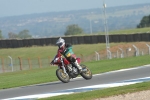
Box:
[56, 49, 62, 57]
[51, 50, 62, 65]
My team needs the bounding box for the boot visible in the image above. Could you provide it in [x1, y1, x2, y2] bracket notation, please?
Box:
[74, 60, 82, 73]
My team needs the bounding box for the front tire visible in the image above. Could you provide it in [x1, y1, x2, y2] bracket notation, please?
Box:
[80, 64, 92, 80]
[56, 69, 70, 83]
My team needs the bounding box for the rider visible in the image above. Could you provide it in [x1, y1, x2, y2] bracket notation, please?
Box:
[55, 37, 82, 72]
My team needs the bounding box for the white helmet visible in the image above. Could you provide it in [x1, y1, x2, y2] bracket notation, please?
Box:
[56, 37, 65, 48]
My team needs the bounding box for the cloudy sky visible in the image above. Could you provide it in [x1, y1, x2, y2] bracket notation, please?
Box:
[0, 0, 150, 17]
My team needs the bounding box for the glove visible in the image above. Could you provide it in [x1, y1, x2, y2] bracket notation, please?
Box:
[50, 57, 59, 65]
[50, 60, 54, 65]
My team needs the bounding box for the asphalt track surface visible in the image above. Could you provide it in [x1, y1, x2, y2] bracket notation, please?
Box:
[0, 65, 150, 99]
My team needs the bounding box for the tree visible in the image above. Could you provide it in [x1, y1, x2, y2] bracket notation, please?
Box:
[8, 32, 18, 39]
[137, 15, 150, 28]
[64, 24, 84, 36]
[18, 29, 32, 39]
[0, 30, 3, 39]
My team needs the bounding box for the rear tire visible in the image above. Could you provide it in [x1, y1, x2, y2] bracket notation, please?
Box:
[56, 69, 70, 83]
[80, 64, 92, 80]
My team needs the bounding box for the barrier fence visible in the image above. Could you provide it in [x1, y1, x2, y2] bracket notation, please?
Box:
[0, 33, 150, 48]
[0, 57, 51, 73]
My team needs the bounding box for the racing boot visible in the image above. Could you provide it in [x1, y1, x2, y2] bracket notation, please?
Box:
[74, 60, 82, 73]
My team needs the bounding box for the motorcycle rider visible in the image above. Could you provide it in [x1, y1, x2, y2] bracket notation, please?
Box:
[53, 37, 83, 73]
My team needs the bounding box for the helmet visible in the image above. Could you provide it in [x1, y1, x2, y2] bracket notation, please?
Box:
[56, 37, 65, 48]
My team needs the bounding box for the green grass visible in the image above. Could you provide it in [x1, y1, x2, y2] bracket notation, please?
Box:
[86, 55, 150, 74]
[39, 81, 150, 100]
[0, 55, 150, 90]
[0, 46, 57, 59]
[0, 44, 106, 59]
[96, 27, 150, 35]
[0, 67, 58, 89]
[0, 42, 132, 59]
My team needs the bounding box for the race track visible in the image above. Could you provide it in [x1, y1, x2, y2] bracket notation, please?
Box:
[0, 65, 150, 99]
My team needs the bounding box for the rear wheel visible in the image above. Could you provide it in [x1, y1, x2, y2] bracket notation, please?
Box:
[56, 69, 70, 83]
[80, 64, 92, 80]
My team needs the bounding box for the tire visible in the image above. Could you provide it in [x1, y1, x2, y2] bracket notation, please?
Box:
[56, 69, 70, 83]
[80, 64, 92, 80]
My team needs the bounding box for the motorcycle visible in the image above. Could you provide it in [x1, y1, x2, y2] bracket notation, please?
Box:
[51, 55, 92, 83]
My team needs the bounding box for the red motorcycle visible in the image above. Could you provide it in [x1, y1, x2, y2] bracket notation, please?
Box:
[51, 55, 92, 83]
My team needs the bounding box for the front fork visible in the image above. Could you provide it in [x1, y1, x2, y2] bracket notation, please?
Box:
[60, 57, 67, 74]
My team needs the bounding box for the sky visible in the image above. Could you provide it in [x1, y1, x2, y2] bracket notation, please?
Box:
[0, 0, 150, 18]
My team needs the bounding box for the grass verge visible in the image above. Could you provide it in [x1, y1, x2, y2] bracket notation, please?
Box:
[39, 81, 150, 100]
[97, 27, 150, 35]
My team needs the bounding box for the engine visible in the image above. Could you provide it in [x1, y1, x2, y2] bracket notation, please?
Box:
[67, 64, 78, 78]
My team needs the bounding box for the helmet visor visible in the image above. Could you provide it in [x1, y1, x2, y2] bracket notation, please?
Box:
[57, 43, 63, 47]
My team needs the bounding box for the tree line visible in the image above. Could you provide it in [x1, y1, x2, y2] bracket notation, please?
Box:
[137, 14, 150, 28]
[0, 29, 32, 39]
[0, 25, 84, 39]
[8, 30, 32, 39]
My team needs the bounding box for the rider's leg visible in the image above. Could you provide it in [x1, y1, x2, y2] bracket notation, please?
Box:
[74, 59, 82, 71]
[67, 56, 82, 72]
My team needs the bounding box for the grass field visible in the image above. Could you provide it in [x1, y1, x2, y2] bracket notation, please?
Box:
[96, 27, 150, 35]
[0, 44, 107, 59]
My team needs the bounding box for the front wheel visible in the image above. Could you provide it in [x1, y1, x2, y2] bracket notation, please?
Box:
[56, 69, 70, 83]
[80, 64, 92, 80]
